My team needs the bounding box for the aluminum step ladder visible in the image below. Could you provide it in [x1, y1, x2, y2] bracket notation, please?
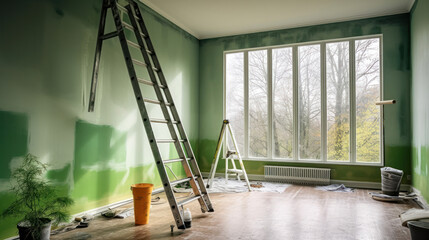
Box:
[88, 0, 214, 229]
[207, 120, 251, 191]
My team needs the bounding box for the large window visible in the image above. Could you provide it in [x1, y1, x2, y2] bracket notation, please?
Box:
[224, 36, 382, 165]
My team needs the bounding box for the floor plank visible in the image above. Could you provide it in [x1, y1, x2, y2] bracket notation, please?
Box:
[52, 185, 417, 240]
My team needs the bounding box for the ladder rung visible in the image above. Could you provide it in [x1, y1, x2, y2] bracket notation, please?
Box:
[123, 22, 135, 31]
[156, 139, 186, 143]
[127, 40, 141, 49]
[227, 169, 243, 174]
[100, 31, 118, 40]
[170, 177, 193, 186]
[122, 22, 146, 38]
[132, 59, 147, 67]
[137, 78, 153, 86]
[177, 196, 201, 207]
[132, 59, 160, 72]
[156, 139, 176, 143]
[143, 98, 172, 106]
[152, 187, 164, 195]
[163, 157, 191, 164]
[116, 4, 128, 13]
[149, 118, 178, 124]
[150, 176, 197, 195]
[137, 78, 166, 89]
[116, 4, 141, 20]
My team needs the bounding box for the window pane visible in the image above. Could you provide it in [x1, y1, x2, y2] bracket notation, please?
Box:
[326, 42, 350, 161]
[298, 45, 321, 160]
[249, 50, 268, 157]
[225, 53, 244, 154]
[355, 39, 381, 163]
[273, 47, 293, 159]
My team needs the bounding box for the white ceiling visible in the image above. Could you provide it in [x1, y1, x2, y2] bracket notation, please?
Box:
[140, 0, 415, 39]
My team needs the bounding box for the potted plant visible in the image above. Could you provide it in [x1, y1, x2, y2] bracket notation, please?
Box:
[2, 153, 74, 240]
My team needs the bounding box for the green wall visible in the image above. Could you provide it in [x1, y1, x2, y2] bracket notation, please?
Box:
[198, 14, 412, 183]
[0, 0, 198, 238]
[411, 0, 429, 203]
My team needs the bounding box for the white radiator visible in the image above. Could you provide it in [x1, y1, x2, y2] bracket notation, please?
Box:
[264, 166, 331, 185]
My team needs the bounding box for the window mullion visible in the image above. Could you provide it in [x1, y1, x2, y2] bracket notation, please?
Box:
[244, 51, 249, 158]
[349, 40, 356, 163]
[267, 49, 273, 159]
[293, 46, 299, 160]
[321, 43, 327, 162]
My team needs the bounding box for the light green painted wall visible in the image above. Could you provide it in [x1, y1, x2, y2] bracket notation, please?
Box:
[0, 0, 199, 238]
[198, 14, 411, 183]
[411, 0, 429, 203]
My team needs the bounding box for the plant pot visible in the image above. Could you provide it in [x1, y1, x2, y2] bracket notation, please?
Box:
[17, 218, 52, 240]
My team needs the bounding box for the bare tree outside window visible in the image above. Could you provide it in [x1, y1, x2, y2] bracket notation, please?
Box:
[249, 50, 268, 157]
[298, 45, 321, 160]
[273, 48, 293, 159]
[225, 53, 244, 153]
[327, 42, 350, 161]
[355, 39, 380, 163]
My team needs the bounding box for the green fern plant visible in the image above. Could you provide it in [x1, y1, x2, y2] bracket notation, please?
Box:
[2, 153, 74, 239]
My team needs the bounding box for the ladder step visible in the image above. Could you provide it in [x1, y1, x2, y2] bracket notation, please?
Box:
[137, 78, 166, 89]
[170, 177, 194, 186]
[126, 40, 141, 49]
[156, 139, 186, 143]
[151, 176, 197, 195]
[116, 4, 141, 20]
[122, 22, 135, 31]
[143, 98, 171, 106]
[126, 42, 152, 55]
[227, 169, 243, 174]
[132, 59, 160, 72]
[122, 22, 146, 38]
[177, 196, 201, 207]
[152, 187, 164, 195]
[163, 157, 191, 164]
[132, 58, 146, 67]
[149, 118, 178, 124]
[116, 4, 128, 13]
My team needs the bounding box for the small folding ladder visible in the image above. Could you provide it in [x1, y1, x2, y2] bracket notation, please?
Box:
[207, 120, 251, 191]
[88, 0, 214, 229]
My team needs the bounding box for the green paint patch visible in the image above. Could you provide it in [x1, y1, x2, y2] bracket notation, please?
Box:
[0, 111, 28, 179]
[0, 192, 21, 239]
[47, 163, 71, 183]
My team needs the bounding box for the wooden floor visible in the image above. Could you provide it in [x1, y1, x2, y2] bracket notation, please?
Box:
[52, 185, 417, 240]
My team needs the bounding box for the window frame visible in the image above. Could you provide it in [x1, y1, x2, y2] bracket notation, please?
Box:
[223, 34, 384, 166]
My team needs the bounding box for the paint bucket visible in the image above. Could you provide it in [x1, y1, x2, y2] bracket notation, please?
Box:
[131, 183, 153, 225]
[380, 167, 403, 196]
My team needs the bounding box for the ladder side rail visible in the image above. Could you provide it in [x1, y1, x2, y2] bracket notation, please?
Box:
[88, 0, 110, 112]
[109, 1, 185, 227]
[227, 123, 251, 190]
[207, 121, 227, 188]
[126, 2, 209, 213]
[129, 0, 213, 212]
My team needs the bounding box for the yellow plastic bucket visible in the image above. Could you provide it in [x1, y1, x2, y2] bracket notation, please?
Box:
[131, 183, 153, 225]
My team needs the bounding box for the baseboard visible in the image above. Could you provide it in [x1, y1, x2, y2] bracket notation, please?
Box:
[71, 197, 133, 219]
[201, 172, 411, 191]
[411, 187, 429, 209]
